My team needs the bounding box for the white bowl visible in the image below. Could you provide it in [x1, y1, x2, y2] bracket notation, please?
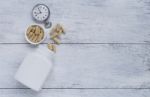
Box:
[25, 25, 46, 45]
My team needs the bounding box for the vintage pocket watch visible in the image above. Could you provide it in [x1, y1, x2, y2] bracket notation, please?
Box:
[32, 4, 52, 28]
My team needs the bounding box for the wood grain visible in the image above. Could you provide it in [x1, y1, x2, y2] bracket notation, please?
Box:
[0, 44, 150, 88]
[0, 89, 149, 97]
[0, 0, 150, 43]
[0, 0, 150, 96]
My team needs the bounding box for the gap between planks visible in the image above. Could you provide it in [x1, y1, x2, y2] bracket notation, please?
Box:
[0, 43, 149, 45]
[0, 88, 150, 90]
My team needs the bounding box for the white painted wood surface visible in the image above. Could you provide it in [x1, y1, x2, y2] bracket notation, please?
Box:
[0, 0, 150, 96]
[0, 0, 150, 43]
[0, 89, 150, 97]
[1, 44, 150, 88]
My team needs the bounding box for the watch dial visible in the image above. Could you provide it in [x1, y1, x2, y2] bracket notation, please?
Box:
[32, 4, 50, 22]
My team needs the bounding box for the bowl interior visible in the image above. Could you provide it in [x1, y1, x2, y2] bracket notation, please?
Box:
[25, 25, 46, 45]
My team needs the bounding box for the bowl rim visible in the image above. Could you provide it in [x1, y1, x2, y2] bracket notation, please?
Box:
[25, 24, 46, 45]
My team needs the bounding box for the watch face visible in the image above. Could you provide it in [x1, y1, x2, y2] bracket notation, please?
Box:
[32, 4, 50, 22]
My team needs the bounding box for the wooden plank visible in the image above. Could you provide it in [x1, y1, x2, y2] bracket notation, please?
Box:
[0, 44, 150, 88]
[0, 0, 150, 43]
[0, 89, 149, 97]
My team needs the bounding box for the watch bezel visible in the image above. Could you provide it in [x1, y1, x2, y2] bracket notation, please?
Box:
[32, 4, 50, 23]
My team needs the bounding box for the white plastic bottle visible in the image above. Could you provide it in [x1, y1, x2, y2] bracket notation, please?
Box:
[15, 46, 54, 91]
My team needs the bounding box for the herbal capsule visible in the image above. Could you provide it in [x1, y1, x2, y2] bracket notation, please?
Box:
[53, 37, 60, 45]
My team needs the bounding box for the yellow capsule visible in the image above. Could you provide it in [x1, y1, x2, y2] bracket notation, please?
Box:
[38, 30, 44, 41]
[30, 33, 36, 42]
[52, 45, 56, 53]
[57, 24, 65, 34]
[35, 26, 41, 35]
[47, 44, 56, 52]
[53, 37, 60, 45]
[50, 32, 59, 39]
[32, 35, 37, 43]
[47, 43, 53, 50]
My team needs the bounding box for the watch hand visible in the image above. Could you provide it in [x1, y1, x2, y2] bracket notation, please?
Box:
[38, 8, 42, 13]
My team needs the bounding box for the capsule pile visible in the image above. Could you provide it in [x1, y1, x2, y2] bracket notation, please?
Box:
[26, 25, 44, 43]
[47, 24, 65, 52]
